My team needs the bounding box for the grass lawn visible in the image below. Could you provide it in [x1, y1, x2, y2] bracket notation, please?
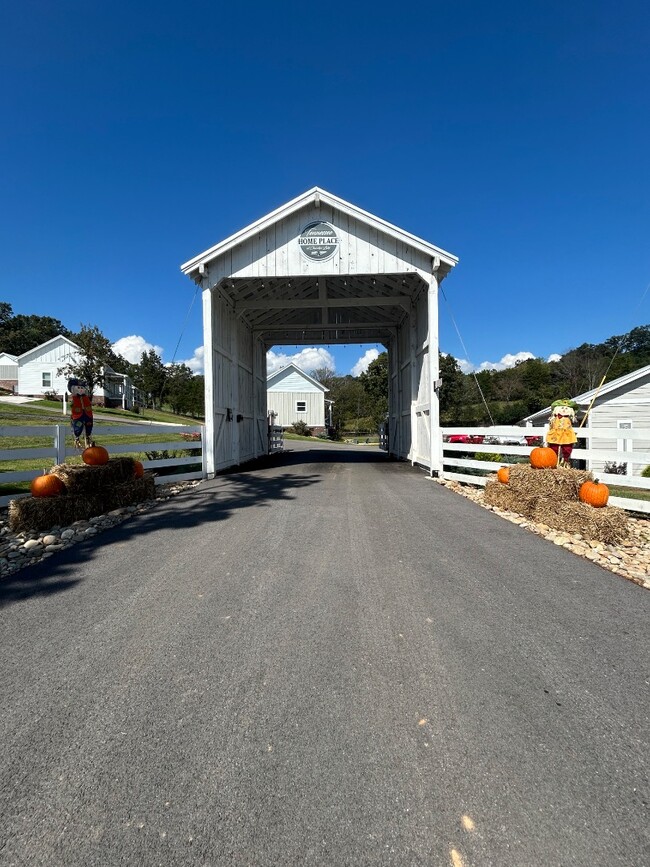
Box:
[0, 402, 204, 496]
[608, 485, 650, 503]
[1, 401, 202, 426]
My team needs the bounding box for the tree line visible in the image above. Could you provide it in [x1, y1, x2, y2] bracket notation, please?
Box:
[2, 302, 647, 430]
[0, 303, 204, 418]
[311, 323, 649, 433]
[440, 324, 650, 425]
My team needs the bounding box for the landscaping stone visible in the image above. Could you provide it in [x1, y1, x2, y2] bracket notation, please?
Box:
[0, 482, 200, 580]
[434, 477, 650, 590]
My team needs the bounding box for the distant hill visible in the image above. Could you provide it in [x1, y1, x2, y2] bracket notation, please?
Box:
[440, 324, 650, 426]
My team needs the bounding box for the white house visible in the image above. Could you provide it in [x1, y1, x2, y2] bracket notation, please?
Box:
[0, 352, 18, 391]
[523, 363, 650, 477]
[267, 363, 329, 432]
[14, 335, 140, 409]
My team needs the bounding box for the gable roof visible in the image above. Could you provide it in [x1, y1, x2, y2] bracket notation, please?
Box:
[17, 334, 80, 362]
[0, 352, 18, 362]
[15, 335, 121, 377]
[181, 186, 459, 277]
[522, 362, 650, 423]
[267, 363, 329, 392]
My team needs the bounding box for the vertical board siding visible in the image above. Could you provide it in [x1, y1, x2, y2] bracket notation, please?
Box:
[266, 392, 324, 428]
[206, 205, 432, 283]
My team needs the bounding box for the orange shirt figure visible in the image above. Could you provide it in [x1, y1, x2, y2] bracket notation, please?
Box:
[546, 400, 577, 465]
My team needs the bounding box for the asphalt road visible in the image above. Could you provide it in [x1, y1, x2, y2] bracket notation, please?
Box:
[1, 443, 648, 866]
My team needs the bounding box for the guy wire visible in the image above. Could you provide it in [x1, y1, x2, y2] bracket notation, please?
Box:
[439, 284, 495, 426]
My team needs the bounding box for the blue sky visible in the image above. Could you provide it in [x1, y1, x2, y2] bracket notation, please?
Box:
[1, 1, 648, 378]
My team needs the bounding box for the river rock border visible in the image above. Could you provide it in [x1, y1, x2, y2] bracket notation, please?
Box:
[0, 480, 201, 582]
[433, 478, 650, 590]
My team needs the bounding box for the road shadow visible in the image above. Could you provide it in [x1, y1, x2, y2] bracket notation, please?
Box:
[0, 445, 402, 608]
[0, 460, 321, 608]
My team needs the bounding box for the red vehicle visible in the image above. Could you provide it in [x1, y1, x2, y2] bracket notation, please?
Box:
[445, 434, 485, 444]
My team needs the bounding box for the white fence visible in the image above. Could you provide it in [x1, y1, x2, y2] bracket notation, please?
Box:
[441, 425, 650, 514]
[269, 425, 284, 453]
[0, 423, 206, 508]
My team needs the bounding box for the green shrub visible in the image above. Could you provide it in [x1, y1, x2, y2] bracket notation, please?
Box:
[642, 465, 650, 478]
[475, 452, 503, 463]
[290, 420, 312, 436]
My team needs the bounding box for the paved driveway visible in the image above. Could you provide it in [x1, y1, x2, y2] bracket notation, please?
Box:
[1, 444, 648, 866]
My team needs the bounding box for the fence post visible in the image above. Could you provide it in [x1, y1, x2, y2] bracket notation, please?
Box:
[55, 425, 66, 465]
[200, 425, 207, 479]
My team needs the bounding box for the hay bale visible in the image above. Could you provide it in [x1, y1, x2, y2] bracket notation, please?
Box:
[51, 457, 137, 493]
[108, 475, 156, 508]
[8, 472, 156, 533]
[484, 479, 537, 517]
[9, 494, 107, 533]
[506, 464, 592, 501]
[530, 498, 628, 544]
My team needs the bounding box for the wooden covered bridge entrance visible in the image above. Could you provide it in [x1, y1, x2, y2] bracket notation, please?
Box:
[181, 188, 458, 476]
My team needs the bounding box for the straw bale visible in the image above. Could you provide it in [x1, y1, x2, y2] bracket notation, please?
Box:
[530, 498, 628, 544]
[506, 464, 592, 501]
[51, 457, 137, 493]
[9, 494, 107, 533]
[484, 479, 537, 517]
[8, 472, 156, 533]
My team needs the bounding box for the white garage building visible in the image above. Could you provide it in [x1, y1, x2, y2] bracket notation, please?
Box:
[181, 187, 457, 475]
[267, 363, 328, 432]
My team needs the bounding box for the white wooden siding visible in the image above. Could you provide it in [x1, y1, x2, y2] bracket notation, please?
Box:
[186, 189, 457, 474]
[268, 369, 324, 393]
[266, 391, 324, 427]
[585, 378, 650, 476]
[205, 204, 433, 287]
[18, 338, 79, 396]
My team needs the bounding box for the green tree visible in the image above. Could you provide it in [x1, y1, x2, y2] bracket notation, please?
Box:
[133, 349, 167, 409]
[0, 308, 72, 356]
[186, 374, 205, 418]
[57, 323, 116, 398]
[358, 351, 389, 427]
[310, 366, 337, 390]
[164, 363, 195, 415]
[439, 353, 468, 424]
[0, 302, 12, 329]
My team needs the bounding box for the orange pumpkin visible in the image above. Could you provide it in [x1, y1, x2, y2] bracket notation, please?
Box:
[530, 446, 558, 469]
[133, 460, 144, 478]
[497, 466, 510, 484]
[579, 479, 609, 508]
[82, 445, 109, 466]
[31, 473, 65, 498]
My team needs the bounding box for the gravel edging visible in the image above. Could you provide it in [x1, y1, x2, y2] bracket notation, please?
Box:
[0, 480, 201, 581]
[432, 477, 650, 590]
[3, 477, 648, 591]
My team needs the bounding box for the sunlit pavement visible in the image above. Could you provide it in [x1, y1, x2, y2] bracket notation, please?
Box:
[1, 444, 648, 866]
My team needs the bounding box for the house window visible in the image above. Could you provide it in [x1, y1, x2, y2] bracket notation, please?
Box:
[296, 401, 306, 413]
[42, 372, 52, 389]
[615, 420, 633, 476]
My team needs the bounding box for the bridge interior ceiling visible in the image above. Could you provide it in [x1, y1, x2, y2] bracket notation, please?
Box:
[219, 272, 427, 345]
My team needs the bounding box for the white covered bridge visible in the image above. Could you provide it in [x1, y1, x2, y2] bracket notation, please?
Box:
[181, 188, 458, 475]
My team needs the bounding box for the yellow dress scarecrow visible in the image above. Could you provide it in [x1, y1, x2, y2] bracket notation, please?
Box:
[546, 400, 577, 466]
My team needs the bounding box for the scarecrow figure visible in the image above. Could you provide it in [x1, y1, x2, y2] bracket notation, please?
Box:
[546, 399, 578, 467]
[68, 378, 94, 448]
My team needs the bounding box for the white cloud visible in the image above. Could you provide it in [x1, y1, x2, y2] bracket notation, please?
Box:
[456, 358, 475, 374]
[351, 348, 379, 377]
[112, 335, 164, 364]
[266, 347, 335, 375]
[456, 351, 536, 374]
[178, 345, 204, 374]
[547, 353, 562, 363]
